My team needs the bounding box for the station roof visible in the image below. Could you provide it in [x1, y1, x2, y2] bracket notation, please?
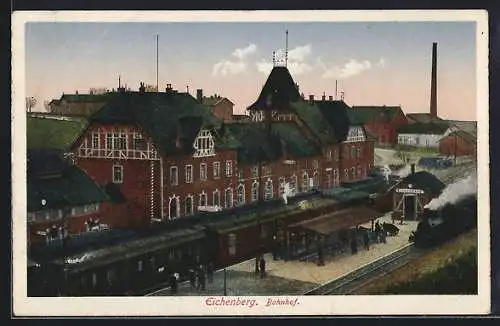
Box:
[288, 206, 383, 235]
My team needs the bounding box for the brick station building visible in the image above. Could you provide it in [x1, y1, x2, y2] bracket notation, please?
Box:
[68, 65, 375, 229]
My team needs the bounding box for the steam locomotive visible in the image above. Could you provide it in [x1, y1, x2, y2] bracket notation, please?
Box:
[412, 193, 477, 248]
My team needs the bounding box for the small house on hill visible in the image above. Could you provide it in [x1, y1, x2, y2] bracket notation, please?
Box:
[397, 122, 452, 150]
[389, 166, 445, 222]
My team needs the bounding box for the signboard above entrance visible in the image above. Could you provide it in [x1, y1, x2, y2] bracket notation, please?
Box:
[396, 188, 424, 194]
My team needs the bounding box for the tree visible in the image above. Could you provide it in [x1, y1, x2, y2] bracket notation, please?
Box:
[25, 96, 37, 113]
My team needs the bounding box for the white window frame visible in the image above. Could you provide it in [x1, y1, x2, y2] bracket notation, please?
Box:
[344, 168, 349, 180]
[334, 169, 339, 186]
[251, 166, 259, 178]
[199, 191, 208, 207]
[279, 177, 285, 196]
[290, 175, 297, 195]
[170, 166, 178, 186]
[185, 165, 193, 184]
[193, 129, 216, 158]
[312, 160, 319, 170]
[213, 162, 221, 179]
[168, 195, 180, 220]
[301, 171, 309, 192]
[313, 170, 319, 188]
[200, 163, 207, 182]
[326, 149, 332, 161]
[351, 167, 356, 178]
[237, 168, 244, 181]
[213, 189, 220, 207]
[251, 181, 259, 202]
[225, 160, 233, 177]
[185, 195, 194, 216]
[224, 188, 233, 209]
[112, 164, 123, 184]
[92, 132, 100, 149]
[356, 147, 361, 158]
[264, 179, 274, 200]
[236, 184, 245, 206]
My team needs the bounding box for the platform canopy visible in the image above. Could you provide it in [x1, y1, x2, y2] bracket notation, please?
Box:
[288, 207, 383, 235]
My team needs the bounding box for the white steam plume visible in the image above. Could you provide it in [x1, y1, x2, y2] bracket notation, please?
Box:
[425, 173, 477, 211]
[392, 165, 413, 178]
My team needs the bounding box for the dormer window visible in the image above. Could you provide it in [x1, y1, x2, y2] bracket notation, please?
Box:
[193, 129, 215, 158]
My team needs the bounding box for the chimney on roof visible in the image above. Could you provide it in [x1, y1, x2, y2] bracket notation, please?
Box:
[329, 95, 333, 101]
[430, 42, 438, 118]
[166, 83, 173, 93]
[139, 82, 145, 93]
[322, 92, 326, 101]
[196, 89, 203, 102]
[309, 95, 314, 104]
[75, 90, 79, 95]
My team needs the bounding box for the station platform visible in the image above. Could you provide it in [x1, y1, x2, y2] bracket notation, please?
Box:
[148, 212, 419, 296]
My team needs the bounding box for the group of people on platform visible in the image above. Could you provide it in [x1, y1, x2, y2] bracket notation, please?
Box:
[169, 262, 215, 294]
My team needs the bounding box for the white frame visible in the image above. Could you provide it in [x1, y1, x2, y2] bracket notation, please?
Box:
[185, 164, 193, 184]
[169, 166, 178, 186]
[112, 164, 123, 184]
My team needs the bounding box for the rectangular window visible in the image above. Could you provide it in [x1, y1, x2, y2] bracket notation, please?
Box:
[170, 166, 178, 186]
[132, 132, 145, 150]
[112, 165, 123, 184]
[92, 132, 99, 149]
[106, 133, 113, 150]
[351, 146, 356, 159]
[312, 160, 319, 169]
[213, 162, 220, 179]
[335, 148, 339, 162]
[200, 163, 207, 181]
[185, 165, 193, 184]
[225, 161, 233, 177]
[326, 149, 332, 161]
[264, 165, 271, 176]
[251, 166, 259, 178]
[237, 168, 244, 180]
[351, 167, 356, 178]
[344, 168, 349, 180]
[356, 147, 361, 158]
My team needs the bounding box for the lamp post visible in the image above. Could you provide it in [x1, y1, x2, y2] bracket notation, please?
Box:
[223, 267, 227, 296]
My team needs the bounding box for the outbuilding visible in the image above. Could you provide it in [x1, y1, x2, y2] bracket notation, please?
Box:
[390, 165, 445, 222]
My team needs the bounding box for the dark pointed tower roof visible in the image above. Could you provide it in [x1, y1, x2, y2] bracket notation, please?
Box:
[247, 66, 301, 111]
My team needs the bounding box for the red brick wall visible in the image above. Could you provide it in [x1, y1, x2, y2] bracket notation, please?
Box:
[210, 99, 234, 123]
[340, 140, 374, 183]
[439, 135, 476, 157]
[363, 110, 408, 146]
[162, 150, 238, 217]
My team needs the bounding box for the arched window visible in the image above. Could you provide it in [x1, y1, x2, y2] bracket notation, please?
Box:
[199, 191, 207, 207]
[169, 196, 179, 220]
[185, 195, 193, 216]
[213, 189, 220, 207]
[264, 179, 273, 200]
[313, 171, 319, 188]
[236, 184, 245, 206]
[224, 188, 233, 209]
[301, 172, 309, 192]
[289, 175, 297, 195]
[251, 181, 259, 202]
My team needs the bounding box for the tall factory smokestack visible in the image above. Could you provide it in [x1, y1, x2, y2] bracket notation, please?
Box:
[430, 42, 438, 118]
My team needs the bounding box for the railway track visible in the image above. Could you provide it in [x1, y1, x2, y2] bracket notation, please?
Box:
[304, 243, 425, 295]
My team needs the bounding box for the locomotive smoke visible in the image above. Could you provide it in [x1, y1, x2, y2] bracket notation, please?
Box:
[424, 172, 477, 210]
[392, 165, 412, 178]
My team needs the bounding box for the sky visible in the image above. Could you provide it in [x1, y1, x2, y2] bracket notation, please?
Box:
[25, 21, 477, 121]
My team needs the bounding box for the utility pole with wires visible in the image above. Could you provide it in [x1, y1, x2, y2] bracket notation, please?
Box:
[156, 34, 159, 92]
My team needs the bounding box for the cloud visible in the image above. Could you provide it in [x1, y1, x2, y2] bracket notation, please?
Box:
[232, 44, 257, 60]
[255, 44, 314, 76]
[287, 44, 312, 62]
[255, 60, 273, 74]
[212, 60, 247, 76]
[376, 57, 386, 68]
[212, 44, 258, 76]
[322, 59, 373, 79]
